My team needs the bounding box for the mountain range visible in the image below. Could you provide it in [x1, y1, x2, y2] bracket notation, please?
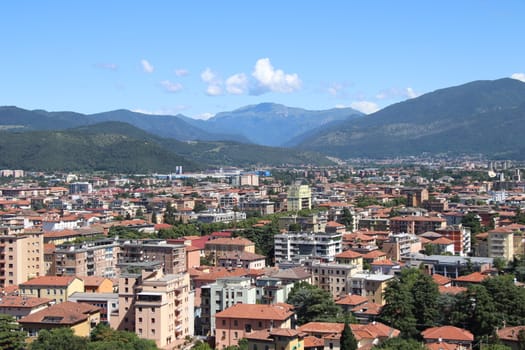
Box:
[296, 78, 525, 159]
[1, 77, 525, 172]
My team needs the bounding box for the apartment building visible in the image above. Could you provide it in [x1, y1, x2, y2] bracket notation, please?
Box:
[382, 233, 421, 261]
[487, 228, 514, 261]
[214, 303, 295, 349]
[0, 226, 44, 287]
[389, 216, 446, 235]
[69, 292, 118, 324]
[119, 240, 187, 274]
[274, 231, 342, 264]
[255, 277, 294, 305]
[310, 262, 359, 299]
[348, 272, 394, 305]
[204, 237, 255, 265]
[200, 276, 256, 337]
[436, 225, 472, 256]
[287, 184, 312, 211]
[53, 239, 120, 277]
[112, 263, 192, 349]
[0, 296, 53, 320]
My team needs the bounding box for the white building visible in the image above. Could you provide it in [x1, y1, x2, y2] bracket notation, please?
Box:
[274, 231, 342, 264]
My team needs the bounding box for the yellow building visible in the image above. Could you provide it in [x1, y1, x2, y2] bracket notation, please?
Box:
[287, 185, 312, 211]
[19, 275, 84, 303]
[19, 301, 100, 338]
[246, 328, 305, 350]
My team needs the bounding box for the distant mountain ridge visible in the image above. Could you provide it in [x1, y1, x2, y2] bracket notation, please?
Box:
[0, 122, 334, 172]
[297, 78, 525, 159]
[203, 103, 364, 146]
[0, 103, 363, 147]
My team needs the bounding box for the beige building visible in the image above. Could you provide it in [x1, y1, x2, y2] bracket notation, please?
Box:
[488, 228, 514, 261]
[287, 185, 312, 211]
[53, 239, 120, 277]
[310, 262, 360, 299]
[204, 237, 255, 265]
[0, 226, 44, 287]
[119, 240, 187, 274]
[19, 275, 84, 303]
[112, 264, 192, 349]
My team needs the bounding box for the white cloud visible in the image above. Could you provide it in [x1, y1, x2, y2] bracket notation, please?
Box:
[141, 59, 154, 73]
[251, 58, 301, 94]
[405, 87, 419, 99]
[334, 104, 347, 109]
[192, 112, 215, 120]
[201, 68, 217, 83]
[226, 73, 248, 94]
[327, 83, 346, 97]
[175, 68, 189, 77]
[94, 63, 118, 71]
[350, 101, 380, 114]
[511, 73, 525, 82]
[160, 80, 183, 93]
[376, 87, 419, 100]
[201, 68, 223, 96]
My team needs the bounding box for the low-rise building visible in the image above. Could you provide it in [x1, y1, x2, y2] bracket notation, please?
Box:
[0, 295, 53, 320]
[19, 301, 101, 338]
[214, 303, 295, 349]
[19, 275, 84, 303]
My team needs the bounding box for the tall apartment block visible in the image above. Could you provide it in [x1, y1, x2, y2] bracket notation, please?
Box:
[287, 185, 312, 211]
[0, 226, 44, 287]
[119, 240, 187, 274]
[112, 263, 192, 349]
[274, 231, 342, 264]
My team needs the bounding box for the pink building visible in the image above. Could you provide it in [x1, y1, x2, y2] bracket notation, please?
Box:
[214, 303, 295, 349]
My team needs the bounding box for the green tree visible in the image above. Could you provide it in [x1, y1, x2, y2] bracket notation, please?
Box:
[192, 340, 213, 350]
[193, 202, 208, 213]
[89, 323, 159, 349]
[340, 318, 358, 350]
[462, 212, 482, 234]
[29, 328, 88, 350]
[0, 314, 26, 350]
[339, 208, 354, 230]
[411, 272, 439, 330]
[380, 277, 417, 338]
[518, 329, 525, 350]
[286, 282, 342, 324]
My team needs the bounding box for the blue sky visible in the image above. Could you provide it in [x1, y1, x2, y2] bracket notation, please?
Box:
[2, 1, 525, 119]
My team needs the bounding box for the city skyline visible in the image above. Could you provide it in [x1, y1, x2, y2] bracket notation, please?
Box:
[2, 1, 525, 119]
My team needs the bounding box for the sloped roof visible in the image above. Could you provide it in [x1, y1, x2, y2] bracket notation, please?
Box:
[19, 301, 100, 326]
[215, 303, 294, 321]
[421, 326, 474, 342]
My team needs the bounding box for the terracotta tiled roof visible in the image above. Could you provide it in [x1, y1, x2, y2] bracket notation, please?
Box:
[18, 301, 100, 325]
[20, 276, 79, 287]
[79, 276, 110, 287]
[371, 259, 395, 266]
[0, 296, 52, 308]
[497, 325, 525, 341]
[429, 237, 454, 245]
[205, 237, 254, 246]
[215, 303, 294, 321]
[421, 326, 474, 342]
[361, 250, 386, 259]
[304, 335, 324, 348]
[335, 294, 368, 306]
[335, 250, 363, 259]
[351, 302, 383, 316]
[432, 274, 451, 286]
[453, 272, 489, 284]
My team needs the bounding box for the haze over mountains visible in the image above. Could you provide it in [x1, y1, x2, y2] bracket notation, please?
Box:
[1, 77, 525, 171]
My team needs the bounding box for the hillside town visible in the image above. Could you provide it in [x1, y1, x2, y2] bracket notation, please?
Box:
[1, 159, 525, 350]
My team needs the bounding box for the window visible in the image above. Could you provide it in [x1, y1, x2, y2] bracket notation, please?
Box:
[151, 318, 155, 323]
[234, 320, 238, 326]
[234, 331, 238, 339]
[138, 317, 142, 323]
[222, 320, 226, 326]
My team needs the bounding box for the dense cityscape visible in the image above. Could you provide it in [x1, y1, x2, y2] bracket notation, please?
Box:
[0, 157, 524, 350]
